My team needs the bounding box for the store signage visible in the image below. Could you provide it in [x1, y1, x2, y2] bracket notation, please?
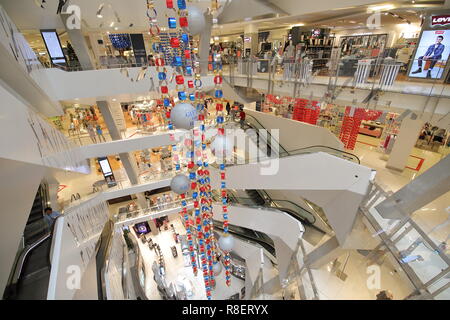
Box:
[130, 33, 148, 65]
[431, 15, 450, 26]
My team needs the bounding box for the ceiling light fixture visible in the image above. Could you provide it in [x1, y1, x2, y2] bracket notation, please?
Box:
[368, 4, 395, 12]
[96, 4, 104, 18]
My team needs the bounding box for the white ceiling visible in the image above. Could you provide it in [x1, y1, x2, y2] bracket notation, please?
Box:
[0, 0, 215, 31]
[0, 0, 445, 37]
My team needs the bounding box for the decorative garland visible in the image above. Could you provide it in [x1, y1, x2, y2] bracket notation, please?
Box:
[144, 0, 224, 299]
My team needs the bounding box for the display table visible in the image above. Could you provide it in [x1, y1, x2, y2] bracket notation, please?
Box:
[359, 121, 384, 138]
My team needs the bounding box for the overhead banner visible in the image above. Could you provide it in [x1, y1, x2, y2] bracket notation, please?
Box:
[130, 33, 148, 66]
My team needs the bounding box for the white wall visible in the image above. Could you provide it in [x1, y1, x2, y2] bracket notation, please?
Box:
[0, 84, 45, 166]
[245, 109, 344, 150]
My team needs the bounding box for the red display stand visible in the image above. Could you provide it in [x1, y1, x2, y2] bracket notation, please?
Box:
[339, 107, 383, 150]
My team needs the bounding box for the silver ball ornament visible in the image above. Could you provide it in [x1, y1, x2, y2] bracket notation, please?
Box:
[212, 261, 223, 276]
[170, 174, 190, 195]
[170, 103, 198, 130]
[211, 135, 234, 158]
[218, 234, 235, 252]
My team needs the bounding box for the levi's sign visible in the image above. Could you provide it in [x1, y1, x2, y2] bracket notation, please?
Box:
[432, 15, 450, 26]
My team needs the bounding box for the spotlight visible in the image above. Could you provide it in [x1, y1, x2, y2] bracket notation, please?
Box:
[96, 4, 104, 18]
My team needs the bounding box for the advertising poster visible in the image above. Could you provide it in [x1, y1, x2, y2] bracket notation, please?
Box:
[40, 29, 67, 65]
[409, 29, 450, 79]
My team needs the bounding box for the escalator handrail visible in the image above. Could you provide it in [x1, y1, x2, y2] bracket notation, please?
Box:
[10, 232, 51, 286]
[4, 215, 62, 299]
[227, 196, 316, 225]
[96, 220, 114, 300]
[242, 113, 289, 155]
[285, 145, 361, 164]
[125, 230, 149, 300]
[239, 114, 360, 164]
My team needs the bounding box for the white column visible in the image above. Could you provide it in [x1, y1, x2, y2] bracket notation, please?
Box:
[244, 24, 259, 57]
[386, 117, 424, 171]
[97, 100, 122, 141]
[60, 13, 96, 70]
[199, 11, 213, 76]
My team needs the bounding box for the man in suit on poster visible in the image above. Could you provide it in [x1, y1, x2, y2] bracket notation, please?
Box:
[412, 35, 445, 78]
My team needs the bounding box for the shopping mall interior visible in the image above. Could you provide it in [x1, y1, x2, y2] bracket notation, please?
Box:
[0, 0, 449, 304]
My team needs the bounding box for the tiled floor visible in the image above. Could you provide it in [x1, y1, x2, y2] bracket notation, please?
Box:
[351, 134, 446, 191]
[351, 134, 449, 252]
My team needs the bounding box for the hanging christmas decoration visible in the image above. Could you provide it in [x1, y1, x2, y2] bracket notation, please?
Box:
[144, 0, 223, 299]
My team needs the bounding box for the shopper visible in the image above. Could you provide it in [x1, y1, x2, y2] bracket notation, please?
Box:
[226, 102, 231, 118]
[69, 121, 75, 136]
[87, 122, 97, 144]
[96, 123, 106, 142]
[376, 290, 394, 300]
[44, 207, 61, 230]
[230, 105, 237, 121]
[164, 193, 173, 208]
[239, 108, 246, 129]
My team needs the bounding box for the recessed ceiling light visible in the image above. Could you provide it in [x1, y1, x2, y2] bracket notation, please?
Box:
[369, 4, 395, 12]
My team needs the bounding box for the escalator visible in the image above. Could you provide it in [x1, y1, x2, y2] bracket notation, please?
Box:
[245, 189, 266, 205]
[3, 184, 53, 300]
[224, 190, 316, 226]
[220, 112, 360, 234]
[213, 221, 276, 260]
[236, 113, 361, 164]
[213, 189, 325, 248]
